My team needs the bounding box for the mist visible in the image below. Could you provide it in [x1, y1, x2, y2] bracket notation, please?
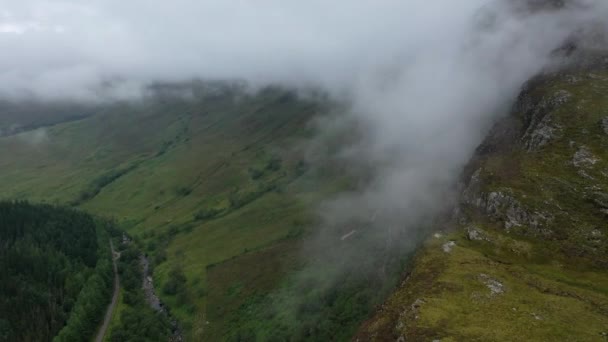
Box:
[0, 0, 599, 100]
[3, 0, 608, 334]
[314, 0, 608, 237]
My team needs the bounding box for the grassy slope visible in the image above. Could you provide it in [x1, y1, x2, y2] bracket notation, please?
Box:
[0, 88, 336, 339]
[204, 239, 304, 340]
[356, 69, 608, 341]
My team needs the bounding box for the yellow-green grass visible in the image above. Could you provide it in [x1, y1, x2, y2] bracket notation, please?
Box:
[394, 232, 607, 341]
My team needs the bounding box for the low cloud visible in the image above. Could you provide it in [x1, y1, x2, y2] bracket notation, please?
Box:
[0, 1, 596, 101]
[17, 127, 48, 145]
[3, 0, 608, 331]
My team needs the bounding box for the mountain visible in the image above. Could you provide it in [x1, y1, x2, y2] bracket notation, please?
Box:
[356, 60, 608, 340]
[2, 61, 608, 341]
[0, 85, 363, 340]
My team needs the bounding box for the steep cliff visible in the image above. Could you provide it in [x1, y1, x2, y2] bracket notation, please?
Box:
[356, 62, 608, 341]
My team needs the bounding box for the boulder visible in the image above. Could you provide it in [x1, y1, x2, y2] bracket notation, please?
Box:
[573, 146, 599, 168]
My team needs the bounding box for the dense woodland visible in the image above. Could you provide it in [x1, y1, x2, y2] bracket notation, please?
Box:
[0, 201, 112, 342]
[109, 242, 171, 341]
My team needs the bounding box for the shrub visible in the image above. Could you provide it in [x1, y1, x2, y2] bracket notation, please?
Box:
[194, 207, 222, 221]
[175, 186, 193, 196]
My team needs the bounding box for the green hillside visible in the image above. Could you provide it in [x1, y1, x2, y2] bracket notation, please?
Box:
[356, 65, 608, 340]
[0, 85, 357, 339]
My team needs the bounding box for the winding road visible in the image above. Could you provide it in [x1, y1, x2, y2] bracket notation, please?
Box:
[94, 240, 120, 342]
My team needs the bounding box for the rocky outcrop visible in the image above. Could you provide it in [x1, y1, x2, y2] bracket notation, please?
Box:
[572, 146, 599, 168]
[442, 241, 456, 253]
[465, 226, 491, 241]
[479, 274, 506, 297]
[520, 89, 571, 151]
[461, 169, 552, 234]
[523, 113, 560, 151]
[469, 190, 553, 234]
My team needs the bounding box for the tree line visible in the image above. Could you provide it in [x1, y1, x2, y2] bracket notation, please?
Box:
[0, 201, 113, 342]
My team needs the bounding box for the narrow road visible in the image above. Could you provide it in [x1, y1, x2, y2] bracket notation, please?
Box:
[95, 239, 120, 342]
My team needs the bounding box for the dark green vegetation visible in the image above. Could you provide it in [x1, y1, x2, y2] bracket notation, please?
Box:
[108, 241, 172, 341]
[204, 232, 416, 341]
[357, 68, 608, 340]
[0, 84, 400, 340]
[0, 201, 113, 342]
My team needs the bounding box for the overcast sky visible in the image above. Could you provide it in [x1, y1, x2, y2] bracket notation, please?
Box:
[0, 0, 606, 100]
[0, 0, 445, 99]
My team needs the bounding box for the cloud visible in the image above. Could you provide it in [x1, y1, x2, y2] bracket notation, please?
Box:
[2, 0, 608, 330]
[303, 0, 608, 237]
[17, 127, 48, 145]
[0, 1, 603, 101]
[3, 0, 607, 264]
[265, 0, 607, 326]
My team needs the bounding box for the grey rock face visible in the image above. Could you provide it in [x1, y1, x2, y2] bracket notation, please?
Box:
[479, 192, 531, 229]
[465, 226, 490, 241]
[573, 146, 599, 168]
[461, 168, 483, 204]
[486, 192, 530, 230]
[520, 90, 571, 151]
[461, 166, 553, 235]
[442, 241, 456, 253]
[463, 184, 552, 234]
[479, 274, 505, 296]
[522, 114, 560, 151]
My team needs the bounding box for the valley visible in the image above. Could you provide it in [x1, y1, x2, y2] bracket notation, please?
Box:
[0, 85, 375, 340]
[2, 1, 608, 339]
[3, 65, 608, 341]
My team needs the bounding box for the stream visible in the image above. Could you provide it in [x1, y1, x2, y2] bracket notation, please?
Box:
[140, 255, 184, 342]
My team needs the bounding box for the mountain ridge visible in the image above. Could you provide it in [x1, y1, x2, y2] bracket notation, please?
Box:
[355, 59, 608, 341]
